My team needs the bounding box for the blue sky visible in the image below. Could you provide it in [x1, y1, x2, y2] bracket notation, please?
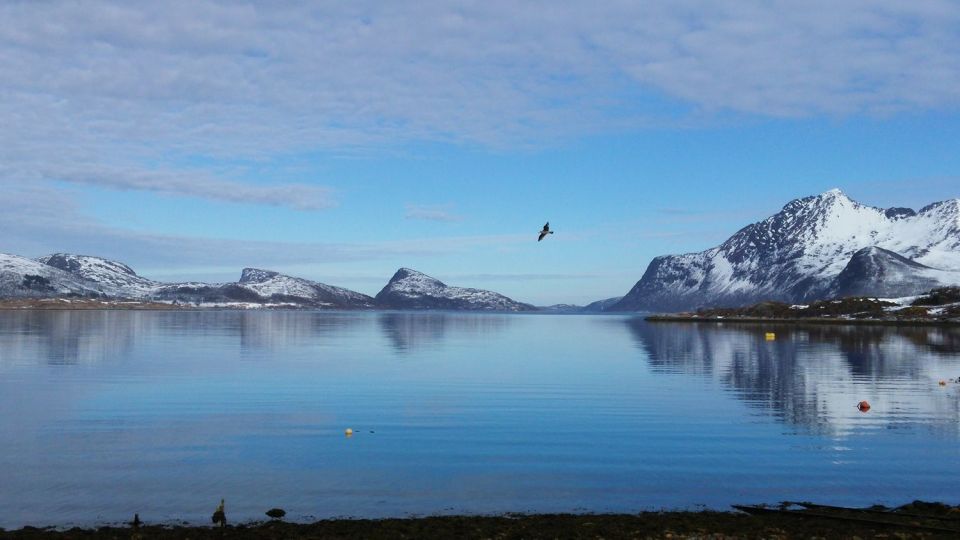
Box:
[2, 1, 959, 305]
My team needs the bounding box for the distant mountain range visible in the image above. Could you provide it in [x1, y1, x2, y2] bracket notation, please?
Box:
[611, 189, 960, 312]
[4, 189, 958, 313]
[0, 252, 532, 311]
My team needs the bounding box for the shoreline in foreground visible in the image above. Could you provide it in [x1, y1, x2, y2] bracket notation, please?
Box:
[3, 504, 960, 539]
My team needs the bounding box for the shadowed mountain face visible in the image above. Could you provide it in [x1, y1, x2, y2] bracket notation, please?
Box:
[626, 319, 960, 435]
[611, 190, 960, 312]
[829, 247, 944, 298]
[0, 253, 108, 299]
[38, 253, 156, 294]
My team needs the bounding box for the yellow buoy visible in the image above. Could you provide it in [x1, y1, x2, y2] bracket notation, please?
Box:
[345, 428, 353, 437]
[765, 332, 776, 341]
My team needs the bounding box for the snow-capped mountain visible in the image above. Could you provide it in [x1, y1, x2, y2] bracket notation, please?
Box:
[611, 189, 960, 312]
[234, 267, 375, 308]
[1, 253, 532, 310]
[375, 268, 536, 311]
[37, 253, 159, 296]
[0, 253, 106, 298]
[0, 252, 375, 308]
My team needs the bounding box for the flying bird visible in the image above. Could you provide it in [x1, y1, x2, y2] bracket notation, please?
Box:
[538, 222, 554, 242]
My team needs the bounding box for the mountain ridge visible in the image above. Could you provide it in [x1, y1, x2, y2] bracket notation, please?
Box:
[374, 268, 536, 311]
[0, 254, 535, 311]
[611, 189, 960, 312]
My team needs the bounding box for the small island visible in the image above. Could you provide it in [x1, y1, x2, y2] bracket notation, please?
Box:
[647, 287, 960, 326]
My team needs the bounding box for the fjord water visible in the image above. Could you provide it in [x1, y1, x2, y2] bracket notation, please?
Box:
[0, 311, 958, 528]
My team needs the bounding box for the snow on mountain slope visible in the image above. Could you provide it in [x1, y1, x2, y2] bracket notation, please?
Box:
[37, 253, 158, 296]
[829, 247, 959, 298]
[375, 268, 536, 311]
[0, 253, 106, 298]
[0, 252, 376, 308]
[612, 189, 960, 312]
[237, 268, 375, 308]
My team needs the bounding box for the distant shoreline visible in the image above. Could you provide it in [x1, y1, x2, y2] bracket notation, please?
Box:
[646, 315, 960, 327]
[644, 291, 960, 327]
[0, 299, 190, 310]
[0, 299, 576, 313]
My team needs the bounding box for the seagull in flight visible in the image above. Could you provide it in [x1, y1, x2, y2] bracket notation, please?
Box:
[538, 222, 554, 242]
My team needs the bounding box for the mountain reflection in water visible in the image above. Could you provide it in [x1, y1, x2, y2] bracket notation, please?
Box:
[628, 319, 960, 436]
[377, 312, 510, 352]
[0, 311, 516, 366]
[1, 311, 959, 527]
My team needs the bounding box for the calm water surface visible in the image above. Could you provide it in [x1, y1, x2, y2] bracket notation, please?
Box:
[0, 311, 958, 527]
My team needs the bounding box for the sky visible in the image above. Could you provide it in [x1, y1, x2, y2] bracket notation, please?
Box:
[2, 0, 959, 305]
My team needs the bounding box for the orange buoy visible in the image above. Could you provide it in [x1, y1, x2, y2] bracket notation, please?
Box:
[857, 400, 870, 412]
[939, 380, 947, 386]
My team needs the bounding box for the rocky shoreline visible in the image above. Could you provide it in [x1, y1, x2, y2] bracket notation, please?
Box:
[3, 503, 960, 539]
[646, 288, 960, 326]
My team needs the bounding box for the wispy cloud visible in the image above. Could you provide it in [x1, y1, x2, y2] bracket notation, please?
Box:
[0, 184, 371, 268]
[404, 204, 463, 222]
[0, 0, 957, 166]
[0, 184, 523, 274]
[16, 163, 336, 211]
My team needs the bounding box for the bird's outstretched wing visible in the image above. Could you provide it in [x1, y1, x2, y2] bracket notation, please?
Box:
[538, 231, 547, 241]
[543, 222, 550, 231]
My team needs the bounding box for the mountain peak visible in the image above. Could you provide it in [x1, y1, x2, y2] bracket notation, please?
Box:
[39, 253, 138, 277]
[814, 188, 855, 206]
[387, 267, 444, 286]
[239, 268, 280, 283]
[613, 191, 960, 312]
[376, 268, 534, 311]
[778, 189, 856, 215]
[919, 198, 960, 215]
[1, 253, 105, 298]
[35, 253, 156, 295]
